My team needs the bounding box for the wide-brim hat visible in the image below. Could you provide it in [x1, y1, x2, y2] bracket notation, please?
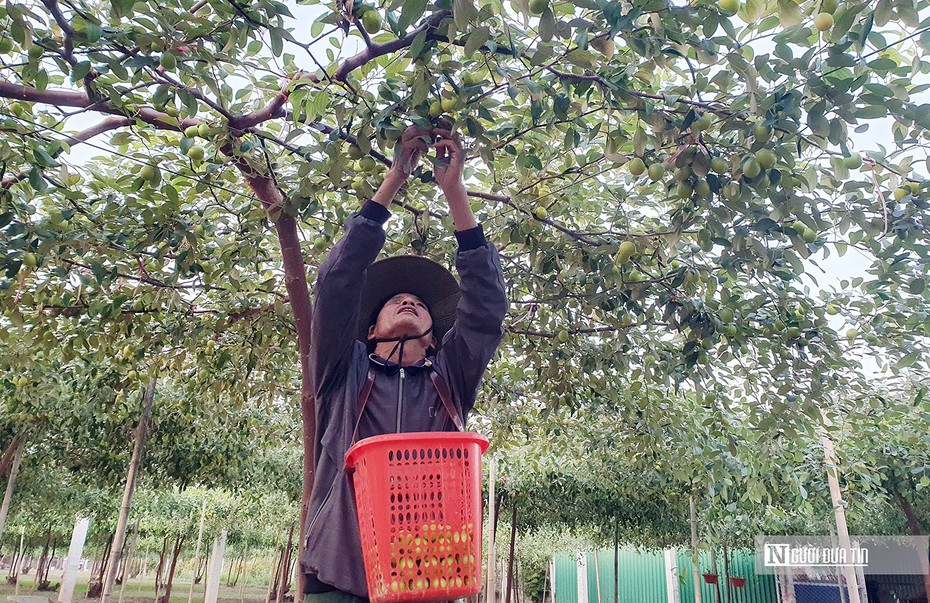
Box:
[358, 255, 461, 349]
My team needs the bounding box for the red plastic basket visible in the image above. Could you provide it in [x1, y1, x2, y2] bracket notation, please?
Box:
[345, 432, 490, 603]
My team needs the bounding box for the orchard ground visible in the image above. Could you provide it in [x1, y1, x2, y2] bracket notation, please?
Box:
[0, 574, 270, 603]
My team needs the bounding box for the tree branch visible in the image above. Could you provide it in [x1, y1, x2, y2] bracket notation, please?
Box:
[332, 11, 449, 81]
[1, 116, 132, 189]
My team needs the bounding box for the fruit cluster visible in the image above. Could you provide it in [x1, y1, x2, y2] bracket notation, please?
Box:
[384, 523, 477, 595]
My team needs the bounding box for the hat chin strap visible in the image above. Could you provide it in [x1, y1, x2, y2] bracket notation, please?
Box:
[369, 326, 434, 367]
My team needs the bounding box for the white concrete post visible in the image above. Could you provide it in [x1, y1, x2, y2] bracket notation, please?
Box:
[664, 549, 680, 603]
[549, 557, 557, 603]
[576, 551, 588, 603]
[59, 518, 91, 603]
[204, 529, 227, 603]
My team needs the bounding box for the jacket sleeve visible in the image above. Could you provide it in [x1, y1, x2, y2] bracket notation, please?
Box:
[436, 225, 508, 418]
[311, 201, 390, 398]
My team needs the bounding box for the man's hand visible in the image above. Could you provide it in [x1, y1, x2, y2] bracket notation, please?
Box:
[432, 129, 465, 192]
[389, 125, 431, 178]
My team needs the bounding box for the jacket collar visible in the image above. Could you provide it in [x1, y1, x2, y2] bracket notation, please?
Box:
[368, 354, 433, 373]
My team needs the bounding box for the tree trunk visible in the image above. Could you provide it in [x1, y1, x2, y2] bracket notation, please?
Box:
[613, 519, 619, 603]
[266, 534, 283, 603]
[895, 491, 930, 603]
[102, 378, 156, 603]
[247, 179, 316, 600]
[0, 436, 25, 542]
[119, 519, 140, 586]
[154, 535, 170, 598]
[505, 504, 517, 603]
[269, 539, 285, 602]
[89, 533, 115, 598]
[276, 522, 296, 603]
[42, 539, 56, 586]
[160, 534, 185, 603]
[722, 537, 730, 603]
[711, 548, 721, 603]
[36, 528, 51, 589]
[195, 552, 208, 584]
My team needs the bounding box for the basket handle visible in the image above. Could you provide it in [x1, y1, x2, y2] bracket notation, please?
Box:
[350, 367, 378, 448]
[430, 370, 465, 432]
[349, 367, 465, 448]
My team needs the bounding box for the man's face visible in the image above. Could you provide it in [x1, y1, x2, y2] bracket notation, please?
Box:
[368, 293, 434, 342]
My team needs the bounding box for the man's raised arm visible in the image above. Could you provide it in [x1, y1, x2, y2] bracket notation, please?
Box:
[310, 127, 430, 396]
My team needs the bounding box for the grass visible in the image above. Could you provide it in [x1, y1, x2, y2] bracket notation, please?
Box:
[0, 573, 273, 603]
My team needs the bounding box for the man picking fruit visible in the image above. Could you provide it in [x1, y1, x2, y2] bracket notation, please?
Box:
[300, 124, 508, 602]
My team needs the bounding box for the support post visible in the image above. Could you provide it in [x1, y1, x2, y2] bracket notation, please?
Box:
[59, 518, 91, 603]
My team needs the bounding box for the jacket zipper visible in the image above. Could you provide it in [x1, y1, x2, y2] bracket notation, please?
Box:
[304, 479, 337, 547]
[396, 367, 405, 432]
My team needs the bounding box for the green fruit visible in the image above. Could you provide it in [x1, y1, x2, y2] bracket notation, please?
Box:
[10, 102, 25, 117]
[628, 157, 646, 176]
[140, 164, 156, 181]
[710, 157, 729, 174]
[186, 145, 205, 161]
[556, 330, 570, 343]
[908, 181, 921, 193]
[183, 125, 199, 138]
[529, 0, 548, 14]
[846, 328, 858, 340]
[718, 0, 739, 14]
[127, 370, 139, 380]
[28, 44, 43, 59]
[647, 163, 665, 181]
[821, 0, 838, 13]
[843, 152, 862, 169]
[362, 9, 382, 33]
[719, 308, 734, 323]
[533, 205, 548, 220]
[198, 122, 210, 137]
[428, 101, 443, 117]
[893, 187, 908, 201]
[826, 304, 839, 315]
[786, 326, 801, 339]
[692, 114, 713, 132]
[694, 179, 711, 198]
[440, 97, 458, 112]
[627, 269, 643, 282]
[160, 52, 177, 70]
[347, 144, 364, 159]
[676, 182, 693, 199]
[165, 106, 179, 117]
[0, 38, 15, 54]
[791, 221, 806, 234]
[358, 157, 376, 172]
[462, 71, 482, 86]
[742, 158, 761, 179]
[22, 252, 37, 269]
[814, 12, 834, 31]
[802, 228, 817, 243]
[673, 167, 691, 182]
[755, 148, 777, 170]
[616, 241, 636, 264]
[753, 123, 772, 142]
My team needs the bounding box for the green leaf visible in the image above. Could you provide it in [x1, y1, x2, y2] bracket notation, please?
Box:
[463, 26, 489, 57]
[398, 0, 427, 31]
[71, 60, 92, 81]
[453, 0, 477, 31]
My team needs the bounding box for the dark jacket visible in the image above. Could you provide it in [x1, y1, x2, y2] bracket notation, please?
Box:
[300, 201, 508, 597]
